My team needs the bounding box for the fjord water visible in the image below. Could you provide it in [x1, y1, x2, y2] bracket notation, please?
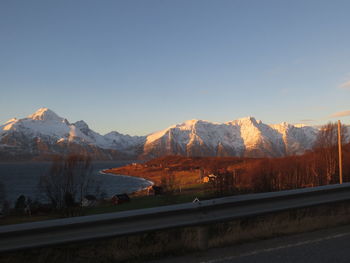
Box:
[0, 161, 152, 206]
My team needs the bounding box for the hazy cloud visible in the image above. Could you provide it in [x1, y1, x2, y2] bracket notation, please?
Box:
[330, 110, 350, 118]
[308, 106, 328, 111]
[339, 80, 350, 89]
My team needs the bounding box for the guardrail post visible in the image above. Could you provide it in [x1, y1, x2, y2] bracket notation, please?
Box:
[197, 226, 208, 250]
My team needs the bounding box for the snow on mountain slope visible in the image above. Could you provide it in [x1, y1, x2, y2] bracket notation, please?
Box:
[270, 122, 318, 155]
[142, 117, 319, 158]
[104, 131, 145, 152]
[27, 108, 64, 122]
[0, 108, 325, 160]
[0, 108, 70, 140]
[143, 119, 245, 158]
[70, 120, 111, 148]
[0, 108, 143, 159]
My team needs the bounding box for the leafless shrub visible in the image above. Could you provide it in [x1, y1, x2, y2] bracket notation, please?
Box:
[313, 122, 348, 184]
[39, 154, 98, 210]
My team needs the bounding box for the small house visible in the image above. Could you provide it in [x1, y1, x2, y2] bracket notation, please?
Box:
[111, 194, 130, 205]
[203, 174, 217, 183]
[82, 195, 97, 207]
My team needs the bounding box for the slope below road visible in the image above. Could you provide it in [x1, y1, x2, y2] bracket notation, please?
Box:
[151, 224, 350, 263]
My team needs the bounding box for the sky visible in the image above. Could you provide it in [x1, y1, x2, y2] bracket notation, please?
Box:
[1, 0, 350, 136]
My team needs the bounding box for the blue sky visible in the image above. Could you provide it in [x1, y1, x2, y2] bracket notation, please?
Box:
[1, 0, 350, 135]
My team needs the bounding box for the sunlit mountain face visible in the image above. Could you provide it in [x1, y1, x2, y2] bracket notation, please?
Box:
[0, 108, 326, 161]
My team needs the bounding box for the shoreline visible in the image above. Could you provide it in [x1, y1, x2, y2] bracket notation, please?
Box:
[99, 170, 154, 195]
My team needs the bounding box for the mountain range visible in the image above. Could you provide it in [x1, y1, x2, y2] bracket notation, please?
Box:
[0, 108, 322, 161]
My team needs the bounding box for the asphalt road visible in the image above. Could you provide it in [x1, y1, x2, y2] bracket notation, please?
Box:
[151, 224, 350, 263]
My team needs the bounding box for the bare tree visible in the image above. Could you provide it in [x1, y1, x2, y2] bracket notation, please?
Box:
[39, 154, 96, 210]
[160, 169, 178, 195]
[313, 122, 348, 184]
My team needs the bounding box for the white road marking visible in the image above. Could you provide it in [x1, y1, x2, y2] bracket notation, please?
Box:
[201, 232, 350, 263]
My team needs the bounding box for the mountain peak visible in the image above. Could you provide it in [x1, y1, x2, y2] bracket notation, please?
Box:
[73, 120, 89, 130]
[182, 119, 215, 126]
[239, 116, 256, 121]
[27, 108, 62, 121]
[4, 118, 17, 124]
[105, 131, 122, 136]
[184, 119, 199, 125]
[279, 121, 291, 127]
[233, 116, 260, 125]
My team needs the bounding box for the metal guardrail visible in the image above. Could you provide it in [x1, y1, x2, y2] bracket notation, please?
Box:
[1, 183, 350, 252]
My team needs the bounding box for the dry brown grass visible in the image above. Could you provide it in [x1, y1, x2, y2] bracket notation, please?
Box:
[105, 167, 201, 187]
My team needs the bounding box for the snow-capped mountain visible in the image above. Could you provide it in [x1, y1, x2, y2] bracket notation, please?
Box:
[0, 108, 144, 160]
[0, 108, 321, 161]
[142, 117, 318, 159]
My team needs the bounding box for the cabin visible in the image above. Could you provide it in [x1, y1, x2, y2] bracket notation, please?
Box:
[147, 185, 164, 196]
[203, 174, 217, 183]
[111, 194, 130, 205]
[81, 195, 97, 207]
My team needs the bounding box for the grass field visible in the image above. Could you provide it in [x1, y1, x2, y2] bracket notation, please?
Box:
[0, 184, 215, 225]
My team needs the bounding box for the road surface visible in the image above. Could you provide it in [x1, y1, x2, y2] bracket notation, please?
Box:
[150, 224, 350, 263]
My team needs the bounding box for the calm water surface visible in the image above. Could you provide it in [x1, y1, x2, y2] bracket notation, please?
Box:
[0, 161, 152, 205]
